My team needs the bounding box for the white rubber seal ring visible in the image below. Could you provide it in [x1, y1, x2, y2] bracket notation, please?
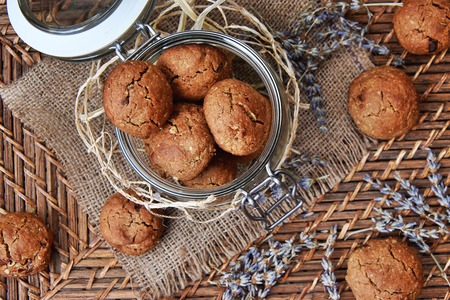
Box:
[7, 1, 148, 59]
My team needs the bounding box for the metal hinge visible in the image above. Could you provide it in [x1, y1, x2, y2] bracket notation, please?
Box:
[241, 164, 306, 231]
[113, 22, 161, 61]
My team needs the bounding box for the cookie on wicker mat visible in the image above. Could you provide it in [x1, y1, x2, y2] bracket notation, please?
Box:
[348, 66, 419, 140]
[204, 78, 272, 156]
[393, 0, 450, 55]
[157, 44, 233, 101]
[100, 190, 165, 256]
[103, 60, 173, 139]
[145, 102, 216, 181]
[346, 238, 424, 300]
[0, 212, 53, 277]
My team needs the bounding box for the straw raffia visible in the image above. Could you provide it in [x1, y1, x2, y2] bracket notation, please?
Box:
[74, 0, 305, 221]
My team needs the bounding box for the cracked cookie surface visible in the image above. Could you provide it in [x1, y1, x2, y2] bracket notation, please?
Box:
[156, 44, 233, 101]
[348, 66, 419, 140]
[145, 102, 216, 181]
[204, 78, 272, 156]
[346, 238, 424, 300]
[181, 151, 238, 188]
[103, 60, 173, 139]
[0, 212, 52, 277]
[99, 190, 164, 256]
[393, 0, 450, 55]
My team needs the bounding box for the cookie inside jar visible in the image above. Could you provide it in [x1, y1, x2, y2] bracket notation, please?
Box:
[112, 31, 288, 200]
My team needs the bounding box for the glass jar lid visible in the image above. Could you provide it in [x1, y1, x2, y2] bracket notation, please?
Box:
[8, 0, 155, 60]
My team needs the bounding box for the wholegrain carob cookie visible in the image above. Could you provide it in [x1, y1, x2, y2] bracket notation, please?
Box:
[348, 66, 419, 140]
[103, 60, 173, 139]
[145, 102, 216, 181]
[393, 0, 450, 55]
[204, 78, 272, 156]
[156, 44, 233, 101]
[99, 190, 164, 256]
[181, 151, 238, 188]
[0, 212, 53, 277]
[346, 238, 424, 300]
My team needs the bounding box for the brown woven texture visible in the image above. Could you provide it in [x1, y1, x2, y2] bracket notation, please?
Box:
[0, 0, 376, 299]
[0, 2, 449, 300]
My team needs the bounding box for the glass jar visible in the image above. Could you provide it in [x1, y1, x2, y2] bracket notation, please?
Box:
[8, 1, 155, 60]
[8, 0, 305, 230]
[116, 29, 290, 199]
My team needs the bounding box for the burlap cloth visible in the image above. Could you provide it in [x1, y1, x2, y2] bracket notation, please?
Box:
[0, 0, 374, 298]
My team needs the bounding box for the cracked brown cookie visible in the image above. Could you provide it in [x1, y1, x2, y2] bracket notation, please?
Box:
[145, 102, 216, 181]
[203, 78, 272, 156]
[0, 212, 52, 277]
[346, 238, 424, 300]
[181, 151, 238, 188]
[156, 44, 233, 101]
[393, 0, 450, 55]
[348, 66, 419, 140]
[103, 60, 173, 139]
[99, 190, 165, 256]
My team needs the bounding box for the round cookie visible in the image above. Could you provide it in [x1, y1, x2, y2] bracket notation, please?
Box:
[393, 0, 450, 55]
[348, 66, 419, 140]
[156, 44, 233, 101]
[99, 190, 164, 256]
[145, 102, 216, 181]
[0, 212, 52, 277]
[103, 60, 173, 139]
[204, 78, 272, 156]
[181, 151, 238, 188]
[346, 238, 424, 300]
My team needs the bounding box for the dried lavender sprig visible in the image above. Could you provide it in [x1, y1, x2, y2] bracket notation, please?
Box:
[298, 176, 316, 190]
[394, 173, 449, 234]
[350, 0, 403, 10]
[349, 1, 403, 32]
[333, 30, 390, 56]
[391, 56, 406, 68]
[260, 173, 320, 205]
[352, 148, 450, 285]
[283, 150, 329, 169]
[216, 232, 318, 299]
[372, 207, 436, 251]
[370, 206, 450, 286]
[274, 1, 402, 133]
[360, 169, 450, 285]
[363, 174, 449, 235]
[282, 150, 329, 190]
[293, 1, 402, 36]
[320, 225, 340, 300]
[425, 148, 450, 219]
[298, 174, 330, 190]
[303, 71, 328, 133]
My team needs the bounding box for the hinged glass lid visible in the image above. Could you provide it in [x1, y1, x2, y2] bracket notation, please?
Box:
[8, 0, 155, 60]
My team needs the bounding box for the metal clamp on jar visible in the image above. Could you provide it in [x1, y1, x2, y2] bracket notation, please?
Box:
[8, 0, 306, 230]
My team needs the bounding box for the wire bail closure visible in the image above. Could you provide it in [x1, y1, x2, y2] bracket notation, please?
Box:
[113, 22, 161, 61]
[241, 164, 306, 231]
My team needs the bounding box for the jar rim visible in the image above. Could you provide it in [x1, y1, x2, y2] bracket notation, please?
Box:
[17, 0, 123, 34]
[116, 30, 286, 200]
[8, 0, 155, 60]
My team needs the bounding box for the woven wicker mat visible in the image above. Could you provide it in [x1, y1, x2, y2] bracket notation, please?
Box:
[1, 1, 450, 300]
